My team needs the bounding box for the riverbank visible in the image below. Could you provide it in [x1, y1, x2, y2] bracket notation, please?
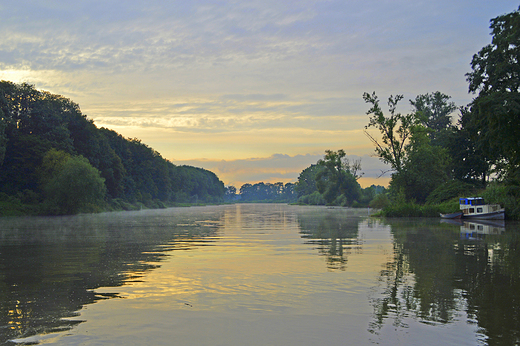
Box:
[0, 194, 219, 217]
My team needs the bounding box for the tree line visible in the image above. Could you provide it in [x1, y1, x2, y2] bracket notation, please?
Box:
[224, 182, 297, 203]
[0, 81, 225, 215]
[224, 151, 385, 207]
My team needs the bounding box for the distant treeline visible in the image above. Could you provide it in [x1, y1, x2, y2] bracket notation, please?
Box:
[225, 182, 297, 203]
[0, 81, 225, 215]
[224, 158, 386, 206]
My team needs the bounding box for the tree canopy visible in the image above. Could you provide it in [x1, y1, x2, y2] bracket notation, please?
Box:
[316, 149, 361, 206]
[363, 92, 418, 174]
[294, 150, 379, 207]
[365, 91, 458, 203]
[43, 154, 107, 215]
[466, 6, 520, 180]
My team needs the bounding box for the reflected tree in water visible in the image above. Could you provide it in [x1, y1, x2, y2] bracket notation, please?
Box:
[369, 222, 460, 336]
[455, 230, 520, 345]
[297, 209, 362, 271]
[0, 210, 221, 344]
[369, 219, 520, 345]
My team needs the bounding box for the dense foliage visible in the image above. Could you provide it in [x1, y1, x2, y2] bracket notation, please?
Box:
[315, 150, 361, 206]
[0, 81, 225, 215]
[466, 6, 520, 182]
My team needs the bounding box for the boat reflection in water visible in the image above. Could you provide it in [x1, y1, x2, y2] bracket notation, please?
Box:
[460, 220, 505, 240]
[442, 218, 505, 240]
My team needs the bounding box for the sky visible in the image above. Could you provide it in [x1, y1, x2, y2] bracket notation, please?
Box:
[0, 0, 518, 188]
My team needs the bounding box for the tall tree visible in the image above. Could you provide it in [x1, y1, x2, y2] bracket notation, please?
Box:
[447, 107, 491, 184]
[365, 92, 452, 202]
[410, 92, 457, 146]
[363, 92, 418, 173]
[224, 186, 237, 201]
[0, 81, 226, 212]
[466, 6, 520, 179]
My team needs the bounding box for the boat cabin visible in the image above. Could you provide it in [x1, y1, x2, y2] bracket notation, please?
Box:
[459, 197, 485, 206]
[459, 197, 505, 220]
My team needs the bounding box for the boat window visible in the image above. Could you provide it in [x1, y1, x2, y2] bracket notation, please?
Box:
[477, 207, 483, 213]
[478, 225, 484, 231]
[469, 208, 475, 213]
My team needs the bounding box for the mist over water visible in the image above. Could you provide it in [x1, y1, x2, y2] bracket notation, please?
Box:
[0, 205, 517, 345]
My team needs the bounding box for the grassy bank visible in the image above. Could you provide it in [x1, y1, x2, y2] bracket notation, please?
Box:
[374, 181, 520, 220]
[375, 199, 459, 218]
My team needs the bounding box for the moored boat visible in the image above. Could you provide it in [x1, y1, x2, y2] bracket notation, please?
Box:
[459, 197, 505, 220]
[440, 211, 463, 219]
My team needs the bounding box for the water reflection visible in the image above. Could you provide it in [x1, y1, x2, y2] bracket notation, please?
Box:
[0, 208, 222, 344]
[296, 208, 363, 271]
[370, 218, 520, 345]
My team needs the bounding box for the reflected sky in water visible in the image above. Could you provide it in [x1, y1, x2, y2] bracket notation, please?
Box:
[0, 205, 518, 345]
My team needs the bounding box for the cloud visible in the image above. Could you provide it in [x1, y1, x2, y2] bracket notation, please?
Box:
[86, 93, 369, 135]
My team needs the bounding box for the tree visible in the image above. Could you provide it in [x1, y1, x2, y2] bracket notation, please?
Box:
[43, 155, 106, 214]
[0, 81, 227, 210]
[410, 92, 457, 146]
[0, 113, 7, 166]
[466, 6, 520, 179]
[365, 92, 456, 202]
[447, 107, 491, 185]
[295, 164, 322, 198]
[223, 186, 236, 202]
[282, 183, 297, 201]
[316, 149, 361, 206]
[39, 149, 72, 186]
[363, 92, 418, 173]
[391, 130, 451, 203]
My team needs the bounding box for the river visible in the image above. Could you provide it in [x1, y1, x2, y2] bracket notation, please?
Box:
[0, 204, 518, 345]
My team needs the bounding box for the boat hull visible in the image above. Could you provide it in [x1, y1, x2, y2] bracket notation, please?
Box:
[463, 210, 505, 220]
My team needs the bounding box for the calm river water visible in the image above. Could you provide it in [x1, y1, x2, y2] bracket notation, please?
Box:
[0, 204, 518, 345]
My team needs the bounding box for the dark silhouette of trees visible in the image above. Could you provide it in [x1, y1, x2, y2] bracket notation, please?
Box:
[0, 81, 225, 215]
[238, 182, 296, 202]
[466, 6, 520, 182]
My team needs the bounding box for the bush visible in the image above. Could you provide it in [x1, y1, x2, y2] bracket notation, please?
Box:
[333, 194, 348, 207]
[426, 180, 477, 204]
[369, 194, 390, 209]
[482, 182, 520, 220]
[379, 201, 443, 217]
[298, 191, 326, 205]
[44, 156, 107, 215]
